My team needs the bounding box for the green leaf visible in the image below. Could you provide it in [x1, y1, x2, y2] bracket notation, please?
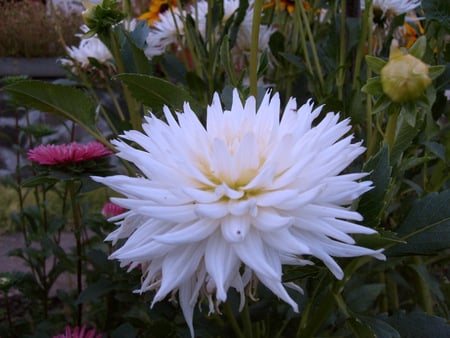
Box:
[386, 190, 450, 256]
[423, 0, 450, 33]
[120, 30, 153, 74]
[365, 56, 387, 74]
[345, 284, 385, 313]
[360, 316, 401, 338]
[116, 73, 201, 113]
[362, 77, 383, 96]
[408, 36, 427, 59]
[385, 310, 450, 338]
[359, 145, 392, 228]
[347, 318, 377, 338]
[2, 80, 98, 136]
[390, 114, 421, 164]
[76, 279, 115, 304]
[429, 65, 446, 80]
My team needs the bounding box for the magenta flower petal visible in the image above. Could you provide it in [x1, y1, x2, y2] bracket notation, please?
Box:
[27, 142, 112, 165]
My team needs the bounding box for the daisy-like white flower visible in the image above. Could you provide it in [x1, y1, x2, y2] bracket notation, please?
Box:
[232, 3, 276, 71]
[361, 0, 421, 17]
[93, 90, 385, 336]
[60, 25, 113, 72]
[144, 6, 185, 59]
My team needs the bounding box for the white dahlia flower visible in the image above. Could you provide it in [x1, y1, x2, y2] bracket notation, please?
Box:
[93, 90, 385, 336]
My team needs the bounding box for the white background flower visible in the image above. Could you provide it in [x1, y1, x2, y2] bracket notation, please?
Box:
[94, 90, 384, 336]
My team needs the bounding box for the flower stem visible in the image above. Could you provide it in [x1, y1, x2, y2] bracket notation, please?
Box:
[249, 0, 263, 97]
[68, 180, 83, 326]
[223, 302, 245, 338]
[242, 302, 253, 338]
[337, 0, 347, 101]
[108, 28, 141, 130]
[352, 0, 371, 91]
[298, 1, 324, 90]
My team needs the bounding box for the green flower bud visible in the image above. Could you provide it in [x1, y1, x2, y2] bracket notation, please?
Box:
[381, 44, 431, 103]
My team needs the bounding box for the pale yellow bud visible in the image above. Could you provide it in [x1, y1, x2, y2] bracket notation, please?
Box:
[381, 43, 431, 102]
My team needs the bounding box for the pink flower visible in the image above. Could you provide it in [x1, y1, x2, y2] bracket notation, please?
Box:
[53, 324, 102, 338]
[101, 202, 126, 218]
[27, 142, 112, 165]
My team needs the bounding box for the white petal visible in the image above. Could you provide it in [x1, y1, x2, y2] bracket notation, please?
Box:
[221, 216, 251, 243]
[152, 219, 219, 244]
[205, 232, 240, 301]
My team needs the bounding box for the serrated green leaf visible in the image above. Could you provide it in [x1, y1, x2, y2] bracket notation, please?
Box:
[387, 190, 450, 256]
[365, 56, 387, 74]
[116, 73, 201, 113]
[359, 145, 392, 228]
[2, 80, 98, 136]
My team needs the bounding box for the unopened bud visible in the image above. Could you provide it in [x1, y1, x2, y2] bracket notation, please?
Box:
[81, 0, 98, 27]
[381, 43, 431, 102]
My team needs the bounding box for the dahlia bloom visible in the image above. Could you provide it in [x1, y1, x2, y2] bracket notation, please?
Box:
[93, 90, 384, 336]
[28, 142, 112, 166]
[53, 324, 102, 338]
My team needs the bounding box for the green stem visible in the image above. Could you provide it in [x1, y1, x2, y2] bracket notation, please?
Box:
[108, 29, 141, 130]
[68, 180, 83, 326]
[242, 302, 253, 338]
[298, 0, 324, 90]
[365, 1, 375, 158]
[249, 0, 263, 97]
[223, 302, 245, 338]
[386, 274, 399, 311]
[352, 0, 371, 90]
[337, 0, 347, 101]
[294, 2, 313, 78]
[413, 256, 434, 314]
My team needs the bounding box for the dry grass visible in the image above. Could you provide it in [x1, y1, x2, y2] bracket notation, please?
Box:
[0, 0, 83, 57]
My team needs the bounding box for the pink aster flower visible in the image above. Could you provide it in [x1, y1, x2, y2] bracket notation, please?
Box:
[101, 202, 127, 218]
[27, 142, 112, 165]
[53, 324, 102, 338]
